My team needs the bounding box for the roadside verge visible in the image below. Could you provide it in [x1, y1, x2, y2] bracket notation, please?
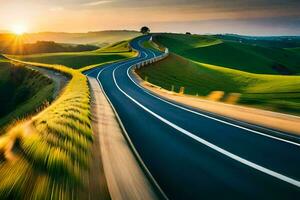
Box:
[140, 81, 300, 136]
[89, 77, 159, 200]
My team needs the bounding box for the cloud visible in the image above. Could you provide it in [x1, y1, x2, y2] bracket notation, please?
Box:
[49, 6, 64, 12]
[83, 0, 112, 6]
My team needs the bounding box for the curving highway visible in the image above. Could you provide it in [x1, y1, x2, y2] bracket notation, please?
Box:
[85, 35, 300, 200]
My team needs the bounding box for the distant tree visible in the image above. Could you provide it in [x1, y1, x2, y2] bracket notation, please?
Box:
[140, 26, 150, 35]
[186, 32, 191, 35]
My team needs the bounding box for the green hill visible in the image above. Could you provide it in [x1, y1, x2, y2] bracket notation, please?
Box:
[137, 52, 300, 115]
[0, 61, 54, 129]
[96, 40, 132, 53]
[215, 34, 300, 48]
[9, 39, 136, 69]
[155, 34, 300, 75]
[286, 47, 300, 56]
[0, 40, 99, 55]
[10, 51, 134, 69]
[0, 55, 7, 62]
[22, 30, 141, 46]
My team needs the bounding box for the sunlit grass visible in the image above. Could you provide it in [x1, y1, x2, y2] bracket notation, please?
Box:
[0, 38, 140, 198]
[0, 60, 93, 199]
[137, 53, 300, 115]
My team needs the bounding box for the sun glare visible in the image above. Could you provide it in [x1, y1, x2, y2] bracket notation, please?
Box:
[11, 24, 27, 35]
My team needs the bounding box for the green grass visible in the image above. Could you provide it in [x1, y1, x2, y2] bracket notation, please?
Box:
[137, 53, 300, 115]
[10, 51, 134, 69]
[0, 61, 54, 129]
[0, 37, 140, 198]
[0, 55, 9, 62]
[96, 40, 132, 53]
[8, 40, 137, 69]
[142, 40, 163, 53]
[0, 61, 93, 199]
[286, 47, 300, 56]
[155, 33, 300, 75]
[21, 30, 141, 46]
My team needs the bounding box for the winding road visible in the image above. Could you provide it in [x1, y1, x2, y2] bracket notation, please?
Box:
[86, 36, 300, 199]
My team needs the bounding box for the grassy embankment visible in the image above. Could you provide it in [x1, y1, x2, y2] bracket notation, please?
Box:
[0, 60, 93, 199]
[154, 33, 300, 74]
[137, 34, 300, 115]
[141, 40, 164, 53]
[0, 39, 138, 198]
[0, 57, 54, 129]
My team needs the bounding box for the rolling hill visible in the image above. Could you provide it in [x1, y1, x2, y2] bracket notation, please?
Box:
[137, 34, 300, 115]
[154, 33, 300, 75]
[9, 40, 136, 69]
[22, 30, 141, 46]
[10, 51, 134, 69]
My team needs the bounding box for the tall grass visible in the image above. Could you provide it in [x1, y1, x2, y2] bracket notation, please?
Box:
[0, 61, 93, 199]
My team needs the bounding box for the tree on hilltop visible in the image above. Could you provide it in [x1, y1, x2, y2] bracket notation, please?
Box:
[140, 26, 150, 34]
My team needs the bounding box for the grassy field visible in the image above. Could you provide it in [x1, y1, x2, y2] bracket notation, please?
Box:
[20, 30, 141, 46]
[142, 40, 164, 53]
[155, 33, 300, 75]
[0, 59, 54, 129]
[0, 61, 93, 199]
[137, 53, 300, 115]
[96, 40, 132, 53]
[8, 40, 136, 69]
[10, 51, 134, 69]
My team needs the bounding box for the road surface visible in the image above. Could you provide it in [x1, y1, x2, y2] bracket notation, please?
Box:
[86, 36, 300, 199]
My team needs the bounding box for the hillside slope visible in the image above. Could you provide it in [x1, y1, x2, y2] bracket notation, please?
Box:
[155, 34, 300, 75]
[22, 30, 141, 46]
[137, 53, 300, 115]
[10, 40, 137, 69]
[0, 60, 54, 129]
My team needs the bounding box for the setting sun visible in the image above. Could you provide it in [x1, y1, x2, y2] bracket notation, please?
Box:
[11, 24, 26, 35]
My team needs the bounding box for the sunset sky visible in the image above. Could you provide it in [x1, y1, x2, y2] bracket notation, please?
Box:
[0, 0, 300, 35]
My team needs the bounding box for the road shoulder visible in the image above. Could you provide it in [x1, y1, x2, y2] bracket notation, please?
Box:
[88, 77, 159, 200]
[140, 80, 300, 136]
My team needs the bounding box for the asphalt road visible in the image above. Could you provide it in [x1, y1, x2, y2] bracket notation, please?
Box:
[86, 36, 300, 200]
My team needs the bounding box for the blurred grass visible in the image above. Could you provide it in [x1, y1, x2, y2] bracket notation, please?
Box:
[0, 36, 142, 198]
[0, 61, 93, 199]
[0, 38, 140, 198]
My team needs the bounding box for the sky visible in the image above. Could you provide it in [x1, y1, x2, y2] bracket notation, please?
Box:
[0, 0, 300, 35]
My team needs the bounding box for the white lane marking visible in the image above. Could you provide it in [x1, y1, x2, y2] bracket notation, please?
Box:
[84, 44, 147, 76]
[85, 63, 116, 76]
[96, 52, 169, 200]
[126, 52, 300, 147]
[96, 52, 147, 81]
[112, 64, 300, 188]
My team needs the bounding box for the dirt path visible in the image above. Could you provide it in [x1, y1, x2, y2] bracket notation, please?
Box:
[89, 77, 158, 200]
[29, 66, 69, 98]
[141, 81, 300, 136]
